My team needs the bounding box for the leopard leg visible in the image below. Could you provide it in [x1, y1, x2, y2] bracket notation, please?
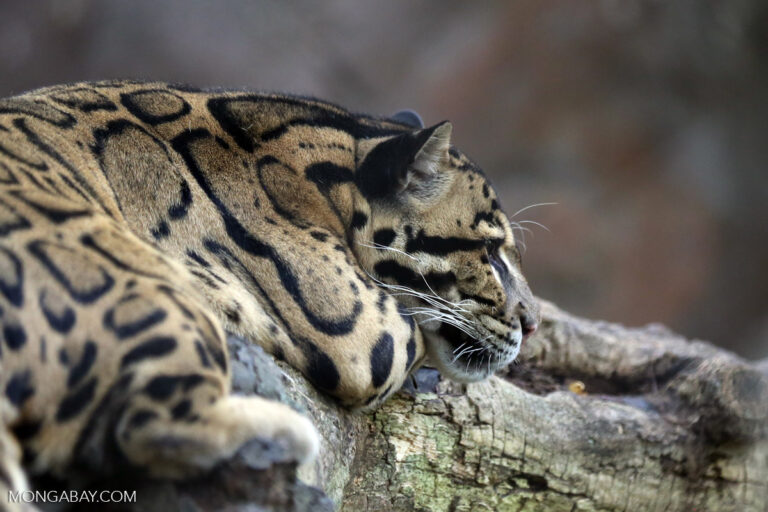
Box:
[0, 188, 317, 482]
[59, 228, 320, 480]
[115, 393, 317, 479]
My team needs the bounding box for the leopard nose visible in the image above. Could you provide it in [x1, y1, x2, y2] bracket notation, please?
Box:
[515, 302, 537, 340]
[521, 312, 537, 339]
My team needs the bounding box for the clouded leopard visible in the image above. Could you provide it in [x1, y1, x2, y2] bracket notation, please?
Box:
[0, 80, 538, 504]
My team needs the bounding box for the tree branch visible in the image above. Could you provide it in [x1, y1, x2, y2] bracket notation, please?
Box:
[101, 300, 768, 511]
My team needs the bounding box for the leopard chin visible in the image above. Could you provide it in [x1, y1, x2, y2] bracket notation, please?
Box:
[422, 323, 521, 383]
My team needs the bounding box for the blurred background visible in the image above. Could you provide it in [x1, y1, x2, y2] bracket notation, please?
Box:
[0, 0, 765, 359]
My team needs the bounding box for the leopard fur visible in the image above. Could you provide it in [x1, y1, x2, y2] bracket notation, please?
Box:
[0, 80, 538, 506]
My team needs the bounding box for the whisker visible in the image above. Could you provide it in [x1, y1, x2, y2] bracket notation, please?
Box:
[511, 202, 558, 218]
[370, 276, 471, 313]
[452, 342, 467, 355]
[357, 241, 420, 262]
[518, 219, 550, 232]
[452, 345, 483, 364]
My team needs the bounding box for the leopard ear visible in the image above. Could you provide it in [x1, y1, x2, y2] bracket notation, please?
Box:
[391, 109, 424, 129]
[356, 121, 453, 201]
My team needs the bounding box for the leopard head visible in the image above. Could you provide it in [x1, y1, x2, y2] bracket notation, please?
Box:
[352, 117, 540, 382]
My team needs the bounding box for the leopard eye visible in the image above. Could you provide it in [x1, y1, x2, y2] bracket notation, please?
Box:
[484, 238, 503, 252]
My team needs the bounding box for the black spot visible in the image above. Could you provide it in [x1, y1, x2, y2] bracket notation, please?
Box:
[120, 337, 177, 369]
[373, 229, 396, 247]
[56, 377, 97, 422]
[197, 316, 228, 373]
[50, 87, 117, 113]
[376, 291, 388, 314]
[0, 98, 75, 128]
[405, 229, 484, 255]
[22, 448, 36, 466]
[5, 370, 34, 406]
[144, 377, 175, 401]
[39, 290, 76, 334]
[370, 333, 394, 388]
[127, 409, 157, 429]
[373, 260, 456, 292]
[12, 419, 41, 440]
[207, 97, 259, 152]
[305, 342, 340, 392]
[461, 292, 496, 307]
[9, 189, 91, 224]
[103, 303, 168, 340]
[0, 196, 32, 238]
[310, 231, 329, 242]
[67, 341, 97, 389]
[406, 335, 417, 370]
[350, 211, 368, 230]
[186, 250, 210, 267]
[215, 136, 230, 150]
[0, 246, 24, 307]
[39, 336, 47, 363]
[3, 324, 26, 350]
[145, 374, 205, 401]
[305, 161, 354, 194]
[120, 89, 191, 125]
[167, 181, 192, 220]
[27, 240, 115, 304]
[171, 399, 192, 420]
[190, 269, 219, 289]
[150, 220, 170, 240]
[194, 340, 211, 368]
[471, 210, 496, 230]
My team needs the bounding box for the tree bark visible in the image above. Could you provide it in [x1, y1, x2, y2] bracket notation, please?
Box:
[102, 300, 767, 511]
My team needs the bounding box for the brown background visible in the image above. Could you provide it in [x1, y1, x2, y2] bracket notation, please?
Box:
[1, 0, 765, 359]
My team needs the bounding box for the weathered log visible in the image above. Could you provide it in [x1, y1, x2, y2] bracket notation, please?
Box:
[98, 299, 767, 511]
